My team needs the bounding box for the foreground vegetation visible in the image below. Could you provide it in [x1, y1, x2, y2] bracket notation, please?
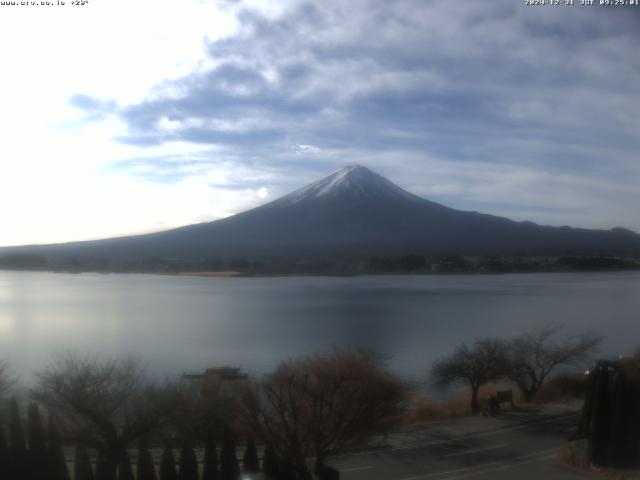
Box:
[431, 326, 602, 412]
[0, 349, 407, 480]
[0, 327, 606, 479]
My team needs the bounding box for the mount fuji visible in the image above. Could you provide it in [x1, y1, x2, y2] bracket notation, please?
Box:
[2, 165, 640, 262]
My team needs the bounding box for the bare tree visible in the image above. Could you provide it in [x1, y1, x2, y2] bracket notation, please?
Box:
[431, 338, 509, 413]
[506, 326, 603, 401]
[0, 361, 14, 398]
[32, 353, 179, 480]
[239, 349, 408, 477]
[164, 376, 239, 444]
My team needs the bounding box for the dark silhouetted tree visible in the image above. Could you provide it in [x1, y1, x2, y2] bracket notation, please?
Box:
[0, 363, 12, 478]
[279, 457, 296, 480]
[220, 426, 239, 480]
[9, 398, 28, 479]
[242, 438, 259, 474]
[202, 430, 219, 480]
[136, 438, 156, 480]
[0, 361, 14, 398]
[74, 444, 95, 480]
[28, 403, 48, 480]
[96, 453, 112, 480]
[47, 414, 71, 480]
[261, 445, 278, 479]
[506, 326, 603, 401]
[0, 426, 9, 479]
[33, 354, 179, 480]
[166, 379, 237, 447]
[159, 446, 178, 480]
[178, 438, 199, 480]
[117, 451, 134, 480]
[580, 359, 640, 468]
[118, 450, 135, 480]
[240, 349, 407, 477]
[431, 338, 509, 413]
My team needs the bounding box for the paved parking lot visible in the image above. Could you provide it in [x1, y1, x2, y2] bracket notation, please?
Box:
[328, 406, 595, 480]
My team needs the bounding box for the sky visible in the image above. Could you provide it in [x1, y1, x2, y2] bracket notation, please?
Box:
[1, 0, 639, 247]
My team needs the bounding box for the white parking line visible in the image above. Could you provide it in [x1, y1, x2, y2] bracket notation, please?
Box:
[440, 454, 556, 480]
[395, 447, 557, 480]
[380, 413, 575, 454]
[444, 443, 508, 458]
[340, 465, 373, 472]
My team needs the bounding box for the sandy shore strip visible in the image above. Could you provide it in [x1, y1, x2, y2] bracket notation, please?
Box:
[177, 271, 244, 277]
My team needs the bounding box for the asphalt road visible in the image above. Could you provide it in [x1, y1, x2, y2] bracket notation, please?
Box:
[328, 408, 593, 480]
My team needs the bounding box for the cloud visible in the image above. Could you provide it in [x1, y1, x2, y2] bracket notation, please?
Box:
[68, 95, 115, 112]
[4, 0, 639, 245]
[105, 1, 639, 159]
[293, 144, 321, 155]
[257, 186, 269, 198]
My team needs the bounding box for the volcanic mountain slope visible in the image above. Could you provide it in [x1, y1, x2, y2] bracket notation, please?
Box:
[3, 165, 640, 260]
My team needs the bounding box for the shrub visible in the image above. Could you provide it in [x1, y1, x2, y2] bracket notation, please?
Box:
[535, 373, 587, 404]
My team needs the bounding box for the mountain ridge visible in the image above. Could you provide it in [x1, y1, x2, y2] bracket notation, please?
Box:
[1, 165, 639, 262]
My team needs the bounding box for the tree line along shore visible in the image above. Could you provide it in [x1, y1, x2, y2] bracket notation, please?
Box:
[1, 252, 639, 275]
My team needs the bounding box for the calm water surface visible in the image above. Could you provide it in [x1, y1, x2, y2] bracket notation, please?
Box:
[1, 271, 639, 383]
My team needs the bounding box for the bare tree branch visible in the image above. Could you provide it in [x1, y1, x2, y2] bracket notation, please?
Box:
[0, 360, 15, 398]
[31, 353, 180, 480]
[239, 348, 408, 477]
[430, 338, 510, 413]
[506, 326, 603, 401]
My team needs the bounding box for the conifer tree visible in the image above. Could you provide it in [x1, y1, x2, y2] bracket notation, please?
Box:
[220, 426, 239, 480]
[9, 398, 28, 479]
[28, 403, 48, 480]
[74, 444, 95, 480]
[588, 365, 610, 465]
[0, 426, 10, 479]
[47, 414, 71, 480]
[118, 450, 135, 480]
[201, 430, 219, 480]
[279, 457, 296, 480]
[178, 438, 199, 480]
[159, 446, 178, 480]
[261, 445, 279, 480]
[136, 437, 157, 480]
[95, 453, 111, 480]
[242, 438, 259, 474]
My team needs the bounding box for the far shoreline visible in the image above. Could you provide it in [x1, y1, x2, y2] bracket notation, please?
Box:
[176, 270, 244, 277]
[2, 267, 640, 279]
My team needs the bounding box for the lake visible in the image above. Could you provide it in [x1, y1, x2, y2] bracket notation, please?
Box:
[1, 270, 639, 385]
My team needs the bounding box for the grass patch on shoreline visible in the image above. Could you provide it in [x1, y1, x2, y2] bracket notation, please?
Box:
[404, 373, 587, 424]
[403, 383, 515, 423]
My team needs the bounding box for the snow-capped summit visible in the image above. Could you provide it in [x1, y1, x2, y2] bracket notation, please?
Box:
[271, 164, 421, 206]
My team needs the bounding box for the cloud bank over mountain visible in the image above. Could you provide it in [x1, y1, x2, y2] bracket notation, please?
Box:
[105, 1, 640, 229]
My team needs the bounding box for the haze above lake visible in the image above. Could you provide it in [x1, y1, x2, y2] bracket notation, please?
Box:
[1, 271, 639, 384]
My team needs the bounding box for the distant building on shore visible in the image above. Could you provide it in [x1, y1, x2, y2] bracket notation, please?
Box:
[183, 366, 248, 396]
[183, 366, 248, 381]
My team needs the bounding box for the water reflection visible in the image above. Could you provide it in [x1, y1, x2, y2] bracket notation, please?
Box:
[0, 271, 639, 384]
